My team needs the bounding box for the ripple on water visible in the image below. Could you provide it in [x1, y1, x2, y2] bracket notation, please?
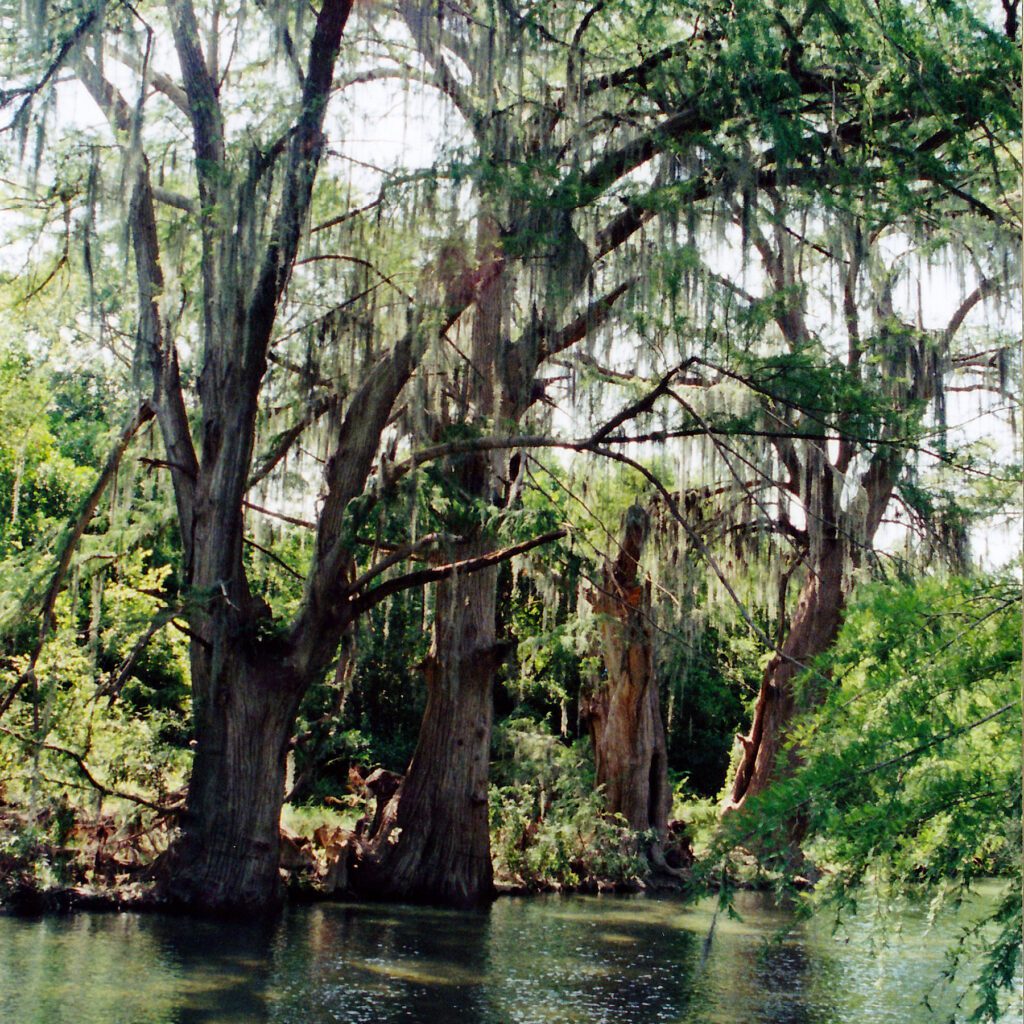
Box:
[0, 888, 1019, 1024]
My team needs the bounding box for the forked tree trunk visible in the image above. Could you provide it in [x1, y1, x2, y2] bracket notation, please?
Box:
[583, 506, 672, 844]
[160, 644, 304, 912]
[724, 535, 845, 812]
[724, 445, 899, 813]
[352, 545, 497, 907]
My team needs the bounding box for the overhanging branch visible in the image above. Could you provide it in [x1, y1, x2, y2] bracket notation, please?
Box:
[0, 726, 180, 815]
[350, 528, 567, 615]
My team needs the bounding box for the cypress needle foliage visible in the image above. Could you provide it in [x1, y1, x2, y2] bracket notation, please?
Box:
[707, 574, 1022, 1022]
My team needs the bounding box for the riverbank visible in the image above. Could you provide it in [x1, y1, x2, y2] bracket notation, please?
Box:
[0, 796, 697, 917]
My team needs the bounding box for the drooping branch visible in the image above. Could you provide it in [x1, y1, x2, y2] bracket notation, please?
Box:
[0, 402, 154, 721]
[585, 444, 827, 688]
[0, 726, 179, 815]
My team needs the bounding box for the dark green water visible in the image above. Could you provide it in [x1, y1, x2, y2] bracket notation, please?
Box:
[1, 891, 1018, 1023]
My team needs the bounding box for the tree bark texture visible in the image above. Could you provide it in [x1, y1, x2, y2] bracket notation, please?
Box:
[583, 505, 672, 840]
[724, 447, 899, 812]
[160, 645, 303, 912]
[143, 0, 354, 914]
[349, 213, 510, 907]
[352, 543, 498, 907]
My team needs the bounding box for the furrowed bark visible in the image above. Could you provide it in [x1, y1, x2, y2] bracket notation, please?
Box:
[158, 654, 304, 913]
[349, 210, 510, 907]
[352, 539, 499, 908]
[154, 0, 353, 914]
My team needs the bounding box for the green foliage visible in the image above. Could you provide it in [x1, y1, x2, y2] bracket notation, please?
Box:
[662, 627, 749, 798]
[292, 589, 429, 801]
[0, 342, 191, 827]
[490, 717, 649, 889]
[713, 574, 1022, 1022]
[0, 350, 94, 555]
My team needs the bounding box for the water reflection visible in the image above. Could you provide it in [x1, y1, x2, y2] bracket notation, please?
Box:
[145, 914, 279, 1024]
[0, 890, 1016, 1024]
[270, 904, 494, 1023]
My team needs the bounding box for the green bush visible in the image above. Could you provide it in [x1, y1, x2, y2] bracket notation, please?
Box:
[489, 717, 648, 889]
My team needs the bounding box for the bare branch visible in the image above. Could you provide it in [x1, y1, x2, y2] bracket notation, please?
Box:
[351, 528, 567, 615]
[243, 500, 316, 530]
[244, 537, 305, 580]
[151, 187, 195, 214]
[247, 391, 341, 490]
[587, 359, 697, 445]
[350, 532, 460, 591]
[944, 277, 998, 342]
[108, 43, 190, 114]
[399, 0, 485, 134]
[100, 606, 180, 705]
[2, 7, 98, 131]
[540, 279, 634, 361]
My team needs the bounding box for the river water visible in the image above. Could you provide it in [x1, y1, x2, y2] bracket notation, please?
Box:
[1, 890, 1018, 1023]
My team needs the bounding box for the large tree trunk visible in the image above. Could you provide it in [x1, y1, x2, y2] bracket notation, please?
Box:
[160, 643, 303, 912]
[352, 545, 497, 907]
[349, 210, 509, 908]
[584, 506, 672, 843]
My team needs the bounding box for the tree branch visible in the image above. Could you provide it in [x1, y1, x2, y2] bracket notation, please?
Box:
[0, 726, 179, 815]
[3, 7, 98, 130]
[399, 0, 485, 134]
[246, 391, 341, 490]
[0, 403, 155, 721]
[944, 277, 998, 342]
[108, 43, 190, 115]
[350, 532, 460, 591]
[167, 0, 225, 196]
[350, 528, 567, 616]
[539, 279, 634, 361]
